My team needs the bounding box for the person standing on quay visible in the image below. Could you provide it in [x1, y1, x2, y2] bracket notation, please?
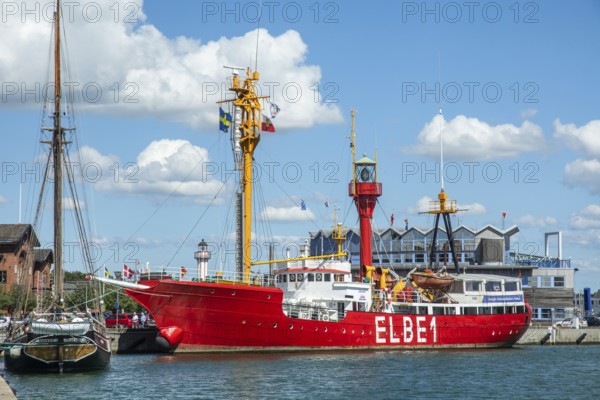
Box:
[140, 312, 147, 328]
[132, 312, 139, 329]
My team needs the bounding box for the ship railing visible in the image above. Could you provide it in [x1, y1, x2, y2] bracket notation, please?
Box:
[138, 266, 278, 287]
[282, 301, 336, 321]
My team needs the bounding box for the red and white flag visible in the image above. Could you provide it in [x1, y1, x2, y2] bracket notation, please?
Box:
[261, 114, 276, 133]
[123, 264, 135, 279]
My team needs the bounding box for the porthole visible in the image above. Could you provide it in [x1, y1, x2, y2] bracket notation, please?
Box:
[210, 289, 215, 294]
[273, 323, 278, 328]
[342, 329, 346, 334]
[324, 327, 328, 333]
[361, 330, 365, 335]
[316, 273, 322, 281]
[289, 324, 294, 330]
[231, 291, 236, 296]
[242, 320, 246, 324]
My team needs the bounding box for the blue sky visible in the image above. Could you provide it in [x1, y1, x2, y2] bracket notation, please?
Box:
[1, 1, 599, 290]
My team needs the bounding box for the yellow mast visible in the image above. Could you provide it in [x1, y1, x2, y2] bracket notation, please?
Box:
[331, 205, 345, 256]
[220, 68, 267, 283]
[350, 108, 357, 191]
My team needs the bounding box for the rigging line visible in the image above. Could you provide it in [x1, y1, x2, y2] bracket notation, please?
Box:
[253, 151, 323, 232]
[98, 136, 222, 267]
[64, 151, 97, 279]
[165, 178, 229, 268]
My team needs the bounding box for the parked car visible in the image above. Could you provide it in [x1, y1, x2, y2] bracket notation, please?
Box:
[584, 316, 600, 327]
[555, 317, 588, 328]
[105, 314, 134, 328]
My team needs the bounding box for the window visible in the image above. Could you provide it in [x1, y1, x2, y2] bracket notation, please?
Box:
[504, 281, 518, 292]
[282, 274, 287, 283]
[0, 271, 6, 284]
[324, 273, 331, 282]
[463, 307, 478, 315]
[553, 276, 565, 288]
[465, 281, 481, 292]
[539, 276, 552, 288]
[307, 273, 314, 282]
[289, 274, 296, 282]
[485, 281, 502, 292]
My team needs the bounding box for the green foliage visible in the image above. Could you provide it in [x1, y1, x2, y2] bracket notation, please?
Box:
[101, 288, 142, 314]
[0, 284, 36, 315]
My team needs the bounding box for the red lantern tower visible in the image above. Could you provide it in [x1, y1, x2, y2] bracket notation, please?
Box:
[348, 109, 382, 280]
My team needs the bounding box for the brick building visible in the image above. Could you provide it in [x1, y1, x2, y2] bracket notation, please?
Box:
[0, 224, 52, 295]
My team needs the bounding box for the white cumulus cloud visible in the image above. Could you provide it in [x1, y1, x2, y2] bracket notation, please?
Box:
[564, 159, 600, 195]
[0, 0, 342, 130]
[554, 119, 600, 157]
[78, 139, 224, 202]
[261, 206, 315, 222]
[514, 214, 558, 228]
[403, 114, 544, 161]
[570, 205, 600, 230]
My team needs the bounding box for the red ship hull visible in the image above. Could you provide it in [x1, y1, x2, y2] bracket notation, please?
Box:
[124, 279, 531, 352]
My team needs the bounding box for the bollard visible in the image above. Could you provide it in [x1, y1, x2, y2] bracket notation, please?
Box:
[539, 333, 551, 345]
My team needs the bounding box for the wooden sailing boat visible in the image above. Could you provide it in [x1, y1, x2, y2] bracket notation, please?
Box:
[2, 0, 111, 373]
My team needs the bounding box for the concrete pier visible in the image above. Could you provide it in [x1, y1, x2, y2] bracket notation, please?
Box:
[0, 374, 16, 399]
[518, 326, 600, 345]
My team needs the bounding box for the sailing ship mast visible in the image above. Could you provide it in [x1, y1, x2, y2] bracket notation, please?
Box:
[52, 0, 64, 306]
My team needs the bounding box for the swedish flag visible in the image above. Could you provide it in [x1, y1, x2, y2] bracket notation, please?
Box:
[219, 107, 232, 132]
[104, 267, 111, 278]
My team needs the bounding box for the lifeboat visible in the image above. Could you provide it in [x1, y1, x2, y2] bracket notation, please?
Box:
[410, 270, 454, 290]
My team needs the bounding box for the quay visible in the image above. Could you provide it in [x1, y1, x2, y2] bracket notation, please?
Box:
[517, 325, 600, 345]
[0, 374, 16, 399]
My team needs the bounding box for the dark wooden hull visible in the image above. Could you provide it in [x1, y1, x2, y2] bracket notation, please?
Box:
[3, 330, 111, 373]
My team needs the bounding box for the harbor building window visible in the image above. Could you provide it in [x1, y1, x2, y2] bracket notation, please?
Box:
[539, 276, 552, 288]
[553, 276, 565, 288]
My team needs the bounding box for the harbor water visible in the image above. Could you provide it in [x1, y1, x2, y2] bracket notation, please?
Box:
[4, 345, 600, 399]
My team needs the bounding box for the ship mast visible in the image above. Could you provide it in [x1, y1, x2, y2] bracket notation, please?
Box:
[220, 68, 267, 283]
[422, 108, 462, 273]
[52, 0, 64, 306]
